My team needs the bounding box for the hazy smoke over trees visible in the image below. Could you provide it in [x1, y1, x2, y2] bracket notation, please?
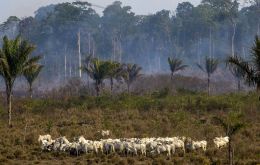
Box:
[0, 0, 259, 87]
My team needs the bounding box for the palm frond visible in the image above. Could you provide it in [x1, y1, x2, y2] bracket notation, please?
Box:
[176, 65, 188, 71]
[251, 35, 260, 71]
[24, 65, 43, 86]
[196, 63, 205, 73]
[83, 54, 93, 66]
[0, 35, 42, 89]
[205, 57, 219, 74]
[168, 57, 188, 74]
[23, 56, 42, 72]
[213, 111, 245, 137]
[228, 55, 255, 85]
[0, 57, 11, 78]
[82, 58, 110, 85]
[122, 63, 142, 84]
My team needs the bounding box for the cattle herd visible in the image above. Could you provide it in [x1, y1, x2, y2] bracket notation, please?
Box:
[38, 132, 229, 157]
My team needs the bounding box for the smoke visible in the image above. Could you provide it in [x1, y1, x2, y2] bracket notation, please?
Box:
[0, 1, 258, 92]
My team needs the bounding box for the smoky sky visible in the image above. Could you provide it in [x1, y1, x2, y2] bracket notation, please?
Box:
[0, 0, 204, 23]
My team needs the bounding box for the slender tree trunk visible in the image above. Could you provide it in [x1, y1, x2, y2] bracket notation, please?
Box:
[197, 36, 201, 63]
[209, 27, 212, 58]
[78, 30, 82, 78]
[112, 37, 116, 61]
[92, 41, 95, 58]
[231, 23, 237, 57]
[96, 82, 100, 96]
[88, 32, 91, 55]
[110, 78, 113, 93]
[64, 54, 67, 81]
[69, 53, 72, 78]
[149, 58, 152, 73]
[6, 85, 12, 127]
[232, 147, 235, 165]
[158, 56, 161, 72]
[243, 47, 246, 59]
[228, 137, 233, 165]
[29, 85, 33, 99]
[257, 21, 260, 36]
[212, 36, 215, 57]
[207, 74, 210, 96]
[119, 41, 122, 63]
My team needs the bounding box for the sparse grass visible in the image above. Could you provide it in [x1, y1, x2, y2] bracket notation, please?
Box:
[0, 91, 259, 164]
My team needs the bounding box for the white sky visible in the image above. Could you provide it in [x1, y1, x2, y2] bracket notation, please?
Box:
[0, 0, 203, 23]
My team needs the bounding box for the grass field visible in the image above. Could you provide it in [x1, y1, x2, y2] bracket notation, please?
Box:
[0, 91, 259, 164]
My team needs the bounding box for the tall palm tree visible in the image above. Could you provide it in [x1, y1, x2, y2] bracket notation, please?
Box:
[24, 65, 43, 98]
[82, 58, 109, 96]
[197, 56, 219, 95]
[107, 61, 124, 93]
[228, 35, 260, 92]
[214, 112, 244, 165]
[168, 57, 188, 79]
[0, 36, 41, 127]
[122, 64, 142, 94]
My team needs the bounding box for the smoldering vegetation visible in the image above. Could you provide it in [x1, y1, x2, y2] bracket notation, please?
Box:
[0, 1, 259, 89]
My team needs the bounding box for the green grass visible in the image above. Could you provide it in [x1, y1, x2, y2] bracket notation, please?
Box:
[17, 92, 260, 115]
[0, 92, 259, 164]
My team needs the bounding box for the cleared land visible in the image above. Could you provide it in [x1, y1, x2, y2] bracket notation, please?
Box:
[0, 92, 259, 165]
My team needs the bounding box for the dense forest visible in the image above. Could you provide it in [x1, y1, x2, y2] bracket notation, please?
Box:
[0, 0, 259, 85]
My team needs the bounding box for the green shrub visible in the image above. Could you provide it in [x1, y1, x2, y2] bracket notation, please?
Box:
[177, 88, 198, 95]
[151, 88, 170, 98]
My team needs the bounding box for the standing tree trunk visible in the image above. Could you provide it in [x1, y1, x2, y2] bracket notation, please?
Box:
[231, 23, 237, 57]
[207, 74, 210, 96]
[110, 77, 113, 93]
[92, 40, 95, 58]
[257, 21, 260, 36]
[119, 41, 122, 63]
[95, 82, 100, 96]
[228, 137, 233, 165]
[88, 32, 91, 55]
[64, 54, 67, 81]
[78, 30, 82, 78]
[29, 85, 33, 99]
[209, 27, 212, 58]
[6, 85, 12, 127]
[158, 56, 161, 72]
[112, 37, 116, 61]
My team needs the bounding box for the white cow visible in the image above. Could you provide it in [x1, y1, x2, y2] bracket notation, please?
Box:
[213, 136, 229, 149]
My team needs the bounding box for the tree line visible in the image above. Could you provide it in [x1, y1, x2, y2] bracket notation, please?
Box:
[81, 57, 142, 96]
[0, 0, 259, 80]
[1, 34, 260, 127]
